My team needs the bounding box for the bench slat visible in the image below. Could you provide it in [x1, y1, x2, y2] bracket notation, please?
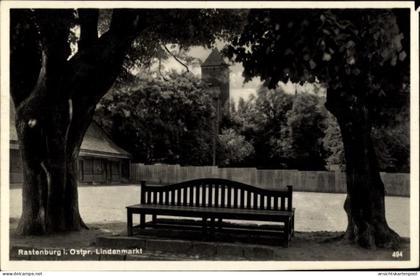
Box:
[274, 196, 278, 211]
[214, 183, 219, 207]
[171, 190, 175, 205]
[227, 187, 232, 208]
[202, 182, 206, 207]
[177, 188, 182, 206]
[189, 186, 194, 206]
[208, 183, 213, 207]
[220, 184, 225, 208]
[247, 190, 251, 209]
[195, 185, 200, 207]
[165, 190, 169, 205]
[240, 189, 245, 209]
[253, 193, 258, 209]
[183, 187, 188, 206]
[267, 195, 272, 210]
[260, 195, 266, 210]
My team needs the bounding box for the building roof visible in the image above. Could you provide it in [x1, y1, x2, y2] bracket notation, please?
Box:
[201, 49, 228, 67]
[9, 102, 131, 159]
[79, 122, 131, 159]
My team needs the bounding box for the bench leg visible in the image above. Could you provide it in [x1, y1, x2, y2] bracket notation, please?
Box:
[140, 213, 146, 229]
[283, 219, 290, 248]
[208, 218, 216, 239]
[217, 218, 223, 230]
[202, 217, 207, 233]
[210, 218, 215, 230]
[127, 210, 133, 236]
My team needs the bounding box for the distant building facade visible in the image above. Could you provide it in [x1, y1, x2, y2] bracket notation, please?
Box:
[201, 49, 230, 118]
[9, 104, 131, 185]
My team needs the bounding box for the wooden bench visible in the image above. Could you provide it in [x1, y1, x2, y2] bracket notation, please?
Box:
[126, 178, 295, 246]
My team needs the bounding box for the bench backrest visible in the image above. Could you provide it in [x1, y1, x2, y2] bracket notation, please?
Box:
[140, 178, 293, 211]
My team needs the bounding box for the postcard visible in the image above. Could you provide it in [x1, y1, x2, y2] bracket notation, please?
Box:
[1, 1, 418, 271]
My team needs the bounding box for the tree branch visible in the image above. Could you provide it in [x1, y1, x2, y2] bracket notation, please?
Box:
[162, 44, 190, 73]
[67, 10, 147, 105]
[10, 9, 43, 107]
[109, 9, 143, 37]
[35, 10, 73, 70]
[158, 57, 169, 81]
[78, 9, 99, 51]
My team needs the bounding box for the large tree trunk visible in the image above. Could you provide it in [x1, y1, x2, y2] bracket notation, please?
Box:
[11, 9, 145, 235]
[326, 90, 400, 249]
[15, 99, 84, 234]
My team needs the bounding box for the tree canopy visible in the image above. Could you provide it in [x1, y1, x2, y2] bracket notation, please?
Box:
[225, 9, 409, 116]
[95, 72, 214, 165]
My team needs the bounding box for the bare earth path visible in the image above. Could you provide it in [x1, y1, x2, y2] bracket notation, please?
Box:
[8, 184, 410, 261]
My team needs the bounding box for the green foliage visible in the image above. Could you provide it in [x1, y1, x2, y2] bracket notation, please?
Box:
[95, 72, 214, 165]
[111, 9, 248, 84]
[229, 85, 328, 169]
[252, 86, 294, 168]
[323, 108, 410, 172]
[225, 9, 409, 172]
[225, 9, 409, 117]
[323, 114, 346, 170]
[217, 129, 255, 166]
[284, 93, 328, 169]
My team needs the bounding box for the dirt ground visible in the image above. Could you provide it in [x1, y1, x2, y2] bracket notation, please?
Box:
[9, 185, 411, 236]
[8, 185, 411, 262]
[9, 218, 410, 261]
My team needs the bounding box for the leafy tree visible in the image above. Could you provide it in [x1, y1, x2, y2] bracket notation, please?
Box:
[10, 8, 246, 235]
[231, 95, 260, 134]
[324, 107, 409, 173]
[225, 9, 409, 248]
[323, 113, 346, 170]
[231, 86, 327, 169]
[95, 72, 214, 165]
[217, 129, 255, 166]
[284, 93, 328, 170]
[250, 86, 294, 168]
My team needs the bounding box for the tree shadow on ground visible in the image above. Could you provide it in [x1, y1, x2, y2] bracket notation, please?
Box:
[9, 218, 410, 261]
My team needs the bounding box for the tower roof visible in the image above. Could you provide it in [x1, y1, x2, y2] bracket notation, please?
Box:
[201, 49, 228, 67]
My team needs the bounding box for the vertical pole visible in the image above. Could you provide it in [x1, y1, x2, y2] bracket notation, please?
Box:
[287, 185, 293, 211]
[140, 181, 146, 204]
[127, 209, 133, 236]
[284, 218, 290, 248]
[140, 213, 145, 229]
[212, 89, 220, 167]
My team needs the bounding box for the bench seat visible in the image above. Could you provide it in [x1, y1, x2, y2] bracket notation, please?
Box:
[127, 204, 294, 221]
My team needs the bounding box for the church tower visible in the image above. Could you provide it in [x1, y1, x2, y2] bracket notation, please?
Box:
[201, 49, 230, 116]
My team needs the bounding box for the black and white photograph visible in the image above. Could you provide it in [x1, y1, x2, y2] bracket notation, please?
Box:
[0, 1, 418, 272]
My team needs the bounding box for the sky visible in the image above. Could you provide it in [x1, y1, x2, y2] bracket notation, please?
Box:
[162, 45, 263, 104]
[161, 45, 310, 104]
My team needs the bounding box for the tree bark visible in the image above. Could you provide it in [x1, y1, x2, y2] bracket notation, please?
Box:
[326, 90, 400, 249]
[12, 9, 145, 235]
